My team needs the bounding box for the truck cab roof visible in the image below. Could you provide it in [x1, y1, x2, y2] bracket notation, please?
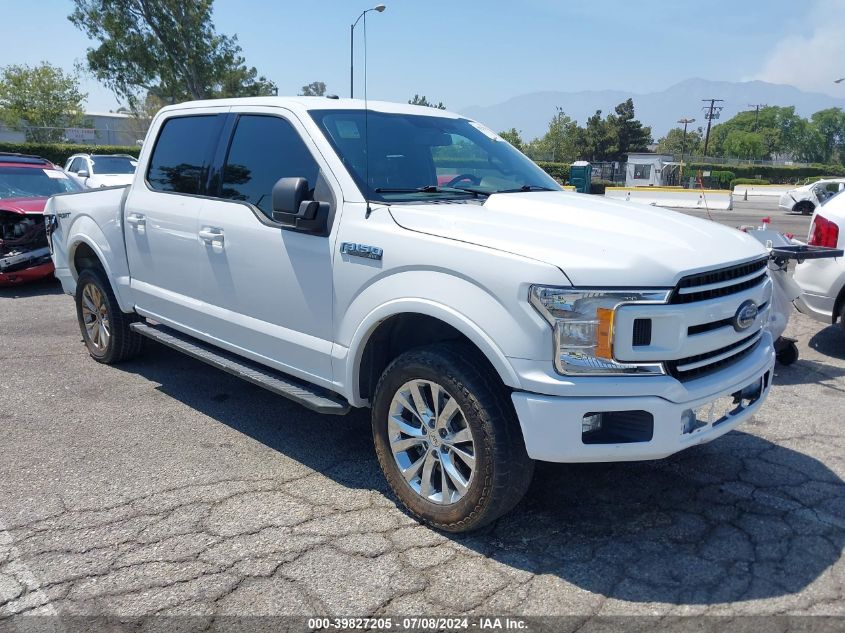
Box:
[156, 96, 464, 119]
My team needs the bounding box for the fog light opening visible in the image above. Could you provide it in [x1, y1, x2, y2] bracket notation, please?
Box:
[582, 411, 654, 444]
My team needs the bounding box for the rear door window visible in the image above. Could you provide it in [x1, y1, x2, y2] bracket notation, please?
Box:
[147, 115, 223, 195]
[219, 115, 320, 218]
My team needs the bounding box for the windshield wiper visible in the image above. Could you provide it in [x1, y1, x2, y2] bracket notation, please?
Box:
[494, 185, 558, 193]
[374, 185, 481, 197]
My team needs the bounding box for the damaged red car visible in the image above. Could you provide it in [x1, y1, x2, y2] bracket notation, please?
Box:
[0, 153, 83, 285]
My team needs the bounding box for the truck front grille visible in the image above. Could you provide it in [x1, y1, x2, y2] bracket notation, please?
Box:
[660, 257, 770, 381]
[671, 257, 768, 304]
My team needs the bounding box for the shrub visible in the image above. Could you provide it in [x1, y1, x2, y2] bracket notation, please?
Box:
[730, 178, 771, 188]
[709, 170, 735, 188]
[802, 175, 845, 184]
[0, 141, 140, 166]
[686, 162, 845, 184]
[536, 161, 570, 182]
[589, 180, 616, 195]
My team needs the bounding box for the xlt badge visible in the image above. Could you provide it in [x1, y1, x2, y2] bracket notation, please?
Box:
[340, 242, 383, 260]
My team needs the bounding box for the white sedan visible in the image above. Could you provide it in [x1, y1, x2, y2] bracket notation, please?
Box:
[64, 153, 137, 189]
[794, 190, 845, 329]
[778, 178, 845, 215]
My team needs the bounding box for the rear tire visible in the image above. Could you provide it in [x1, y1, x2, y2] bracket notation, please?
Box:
[371, 343, 534, 533]
[75, 268, 143, 364]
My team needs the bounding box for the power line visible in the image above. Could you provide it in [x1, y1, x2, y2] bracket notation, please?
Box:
[702, 98, 724, 157]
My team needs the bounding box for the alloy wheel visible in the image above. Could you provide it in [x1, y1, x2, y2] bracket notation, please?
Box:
[388, 379, 476, 505]
[81, 283, 110, 352]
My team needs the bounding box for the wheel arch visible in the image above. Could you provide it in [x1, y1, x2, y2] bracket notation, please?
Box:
[68, 232, 133, 312]
[347, 301, 521, 407]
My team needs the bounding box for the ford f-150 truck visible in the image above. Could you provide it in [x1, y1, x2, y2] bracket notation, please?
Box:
[46, 97, 775, 532]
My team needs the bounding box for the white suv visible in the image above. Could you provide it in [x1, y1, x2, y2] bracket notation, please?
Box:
[64, 153, 137, 188]
[45, 97, 776, 531]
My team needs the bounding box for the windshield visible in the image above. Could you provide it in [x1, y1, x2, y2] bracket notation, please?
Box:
[0, 167, 83, 199]
[310, 110, 561, 202]
[91, 156, 137, 175]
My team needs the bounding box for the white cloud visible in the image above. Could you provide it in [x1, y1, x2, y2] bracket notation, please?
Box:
[755, 0, 845, 94]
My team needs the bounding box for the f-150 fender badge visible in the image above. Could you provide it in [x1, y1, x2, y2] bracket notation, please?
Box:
[340, 242, 383, 260]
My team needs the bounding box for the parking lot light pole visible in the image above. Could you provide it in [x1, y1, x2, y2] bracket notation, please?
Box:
[350, 4, 386, 98]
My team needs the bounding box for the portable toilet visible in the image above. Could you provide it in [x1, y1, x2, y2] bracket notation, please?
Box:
[570, 161, 592, 193]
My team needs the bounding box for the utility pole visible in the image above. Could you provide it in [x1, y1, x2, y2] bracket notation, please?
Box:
[553, 105, 564, 162]
[748, 104, 767, 131]
[701, 98, 724, 157]
[677, 117, 695, 187]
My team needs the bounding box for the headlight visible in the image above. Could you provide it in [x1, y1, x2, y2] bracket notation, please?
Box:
[529, 286, 671, 376]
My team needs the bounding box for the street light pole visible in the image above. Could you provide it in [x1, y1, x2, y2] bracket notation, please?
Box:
[350, 4, 386, 98]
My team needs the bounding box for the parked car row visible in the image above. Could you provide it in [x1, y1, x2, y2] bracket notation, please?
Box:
[0, 151, 137, 285]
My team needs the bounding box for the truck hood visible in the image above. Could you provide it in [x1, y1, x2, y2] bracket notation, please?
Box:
[388, 191, 768, 287]
[0, 196, 47, 215]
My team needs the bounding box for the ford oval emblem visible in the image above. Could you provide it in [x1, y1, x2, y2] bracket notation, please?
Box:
[733, 300, 759, 332]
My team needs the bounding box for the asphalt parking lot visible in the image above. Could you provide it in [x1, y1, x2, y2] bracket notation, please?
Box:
[1, 201, 843, 624]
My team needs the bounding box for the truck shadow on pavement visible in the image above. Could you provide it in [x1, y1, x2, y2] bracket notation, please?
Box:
[0, 277, 63, 298]
[808, 325, 845, 361]
[118, 342, 845, 607]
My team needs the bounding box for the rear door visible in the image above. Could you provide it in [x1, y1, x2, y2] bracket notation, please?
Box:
[196, 108, 338, 383]
[124, 110, 228, 332]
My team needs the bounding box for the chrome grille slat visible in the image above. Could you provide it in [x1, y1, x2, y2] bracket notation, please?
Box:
[671, 257, 769, 305]
[674, 330, 763, 373]
[677, 268, 767, 295]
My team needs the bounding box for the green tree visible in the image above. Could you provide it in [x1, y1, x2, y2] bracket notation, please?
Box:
[808, 108, 845, 164]
[299, 81, 326, 97]
[498, 128, 525, 152]
[530, 111, 582, 162]
[582, 110, 613, 162]
[657, 126, 703, 156]
[707, 106, 805, 159]
[409, 94, 445, 109]
[68, 0, 276, 108]
[0, 62, 88, 142]
[722, 130, 766, 160]
[607, 98, 651, 161]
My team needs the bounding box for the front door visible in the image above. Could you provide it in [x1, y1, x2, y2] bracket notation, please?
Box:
[124, 112, 227, 331]
[196, 110, 337, 384]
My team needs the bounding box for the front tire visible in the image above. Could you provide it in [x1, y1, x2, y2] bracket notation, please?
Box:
[75, 268, 143, 364]
[371, 344, 534, 532]
[795, 201, 815, 216]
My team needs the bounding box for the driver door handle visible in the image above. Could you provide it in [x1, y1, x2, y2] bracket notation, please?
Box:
[126, 212, 145, 228]
[199, 227, 225, 246]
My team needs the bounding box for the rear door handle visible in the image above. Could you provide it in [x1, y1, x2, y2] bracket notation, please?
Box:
[199, 227, 225, 246]
[126, 213, 146, 228]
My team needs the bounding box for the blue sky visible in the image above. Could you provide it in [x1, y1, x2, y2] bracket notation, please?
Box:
[4, 0, 843, 112]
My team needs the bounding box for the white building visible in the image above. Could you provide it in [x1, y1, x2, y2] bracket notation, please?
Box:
[625, 153, 681, 187]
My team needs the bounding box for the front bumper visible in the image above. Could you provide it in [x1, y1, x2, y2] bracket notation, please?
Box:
[0, 261, 54, 286]
[511, 332, 775, 463]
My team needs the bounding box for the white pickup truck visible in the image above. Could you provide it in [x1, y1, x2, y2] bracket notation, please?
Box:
[46, 97, 775, 531]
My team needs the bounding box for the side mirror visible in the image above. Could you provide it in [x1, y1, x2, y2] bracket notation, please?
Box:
[271, 177, 330, 235]
[77, 169, 90, 178]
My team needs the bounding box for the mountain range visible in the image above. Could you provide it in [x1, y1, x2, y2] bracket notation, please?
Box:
[459, 78, 845, 142]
